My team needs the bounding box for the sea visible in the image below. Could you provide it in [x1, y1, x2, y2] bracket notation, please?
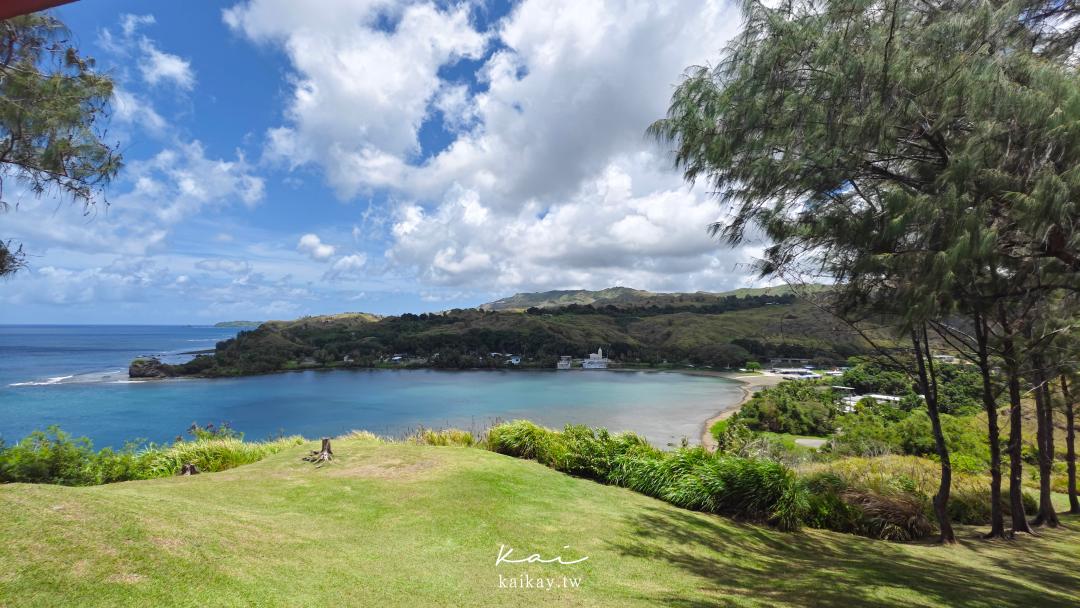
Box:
[0, 325, 742, 449]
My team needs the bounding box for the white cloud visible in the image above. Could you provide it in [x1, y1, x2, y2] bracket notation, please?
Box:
[119, 140, 265, 225]
[325, 253, 368, 279]
[386, 155, 754, 291]
[101, 13, 196, 91]
[225, 0, 488, 198]
[297, 233, 336, 260]
[111, 88, 167, 133]
[120, 14, 155, 37]
[196, 258, 253, 275]
[227, 0, 746, 293]
[139, 40, 196, 90]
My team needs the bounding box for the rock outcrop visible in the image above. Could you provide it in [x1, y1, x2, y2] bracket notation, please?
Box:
[128, 358, 173, 379]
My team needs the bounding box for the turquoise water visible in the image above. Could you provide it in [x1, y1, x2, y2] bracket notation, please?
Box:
[0, 326, 741, 448]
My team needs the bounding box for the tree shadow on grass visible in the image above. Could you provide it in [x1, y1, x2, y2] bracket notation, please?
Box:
[607, 507, 1079, 607]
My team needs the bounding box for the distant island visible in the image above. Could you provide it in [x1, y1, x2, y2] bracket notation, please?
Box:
[132, 286, 866, 379]
[214, 320, 262, 328]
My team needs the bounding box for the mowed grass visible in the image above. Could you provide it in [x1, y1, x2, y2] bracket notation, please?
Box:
[1, 437, 1079, 607]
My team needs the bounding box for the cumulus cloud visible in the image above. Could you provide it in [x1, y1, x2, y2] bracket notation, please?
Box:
[120, 13, 155, 37]
[139, 40, 196, 90]
[101, 13, 196, 91]
[325, 253, 368, 279]
[225, 0, 488, 197]
[111, 88, 167, 133]
[117, 140, 265, 225]
[225, 0, 748, 293]
[387, 157, 755, 291]
[195, 258, 253, 275]
[297, 233, 336, 260]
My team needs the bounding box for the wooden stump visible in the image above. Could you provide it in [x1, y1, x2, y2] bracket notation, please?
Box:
[303, 437, 333, 464]
[180, 463, 200, 475]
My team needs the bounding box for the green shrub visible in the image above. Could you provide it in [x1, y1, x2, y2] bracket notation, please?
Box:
[733, 380, 837, 436]
[0, 426, 98, 485]
[0, 426, 303, 485]
[802, 473, 864, 531]
[487, 420, 552, 460]
[489, 421, 807, 530]
[840, 489, 933, 541]
[412, 429, 476, 447]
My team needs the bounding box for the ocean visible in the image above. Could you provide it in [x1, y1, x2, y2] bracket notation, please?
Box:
[0, 325, 742, 448]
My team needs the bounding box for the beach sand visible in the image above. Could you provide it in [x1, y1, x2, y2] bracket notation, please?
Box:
[699, 372, 787, 451]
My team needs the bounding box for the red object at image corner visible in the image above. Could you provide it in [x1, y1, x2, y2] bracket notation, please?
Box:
[0, 1, 79, 21]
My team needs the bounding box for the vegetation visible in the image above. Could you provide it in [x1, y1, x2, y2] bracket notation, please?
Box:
[0, 13, 121, 276]
[653, 0, 1080, 541]
[2, 435, 1078, 607]
[728, 380, 838, 436]
[0, 424, 302, 485]
[145, 292, 872, 377]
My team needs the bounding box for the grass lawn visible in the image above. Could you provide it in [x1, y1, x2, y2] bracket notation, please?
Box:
[1, 437, 1078, 607]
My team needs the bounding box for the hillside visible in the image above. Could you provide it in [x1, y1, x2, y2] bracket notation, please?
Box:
[152, 293, 870, 377]
[478, 285, 825, 311]
[1, 437, 1076, 607]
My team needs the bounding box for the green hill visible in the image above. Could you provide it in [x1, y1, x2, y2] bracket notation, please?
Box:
[480, 286, 659, 310]
[478, 285, 829, 311]
[156, 293, 869, 377]
[1, 437, 1076, 607]
[212, 320, 262, 328]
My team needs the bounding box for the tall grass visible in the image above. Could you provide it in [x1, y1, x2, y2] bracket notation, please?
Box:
[0, 426, 303, 486]
[408, 428, 478, 447]
[138, 436, 304, 477]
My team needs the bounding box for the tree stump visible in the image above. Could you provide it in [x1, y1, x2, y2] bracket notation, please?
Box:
[303, 437, 333, 464]
[180, 463, 200, 475]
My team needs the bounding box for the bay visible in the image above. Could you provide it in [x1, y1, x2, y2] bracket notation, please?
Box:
[0, 325, 742, 448]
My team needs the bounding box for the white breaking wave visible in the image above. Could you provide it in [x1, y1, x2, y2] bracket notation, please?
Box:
[9, 369, 130, 387]
[9, 375, 74, 387]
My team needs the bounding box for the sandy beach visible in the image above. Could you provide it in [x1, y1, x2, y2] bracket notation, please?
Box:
[699, 372, 787, 451]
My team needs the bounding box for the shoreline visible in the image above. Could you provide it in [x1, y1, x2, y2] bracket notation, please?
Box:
[695, 372, 787, 451]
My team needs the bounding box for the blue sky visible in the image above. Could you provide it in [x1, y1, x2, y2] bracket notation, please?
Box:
[3, 0, 762, 324]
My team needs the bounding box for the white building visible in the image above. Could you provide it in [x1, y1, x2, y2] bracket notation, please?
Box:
[840, 393, 908, 412]
[932, 354, 961, 365]
[582, 347, 610, 369]
[556, 356, 572, 370]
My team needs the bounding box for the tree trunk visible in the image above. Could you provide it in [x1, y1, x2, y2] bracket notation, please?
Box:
[975, 313, 1005, 538]
[1063, 375, 1080, 514]
[304, 437, 334, 463]
[1029, 360, 1059, 527]
[912, 326, 955, 544]
[998, 304, 1033, 535]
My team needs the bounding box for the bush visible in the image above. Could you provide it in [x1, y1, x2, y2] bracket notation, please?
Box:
[487, 420, 552, 460]
[948, 483, 1038, 524]
[0, 425, 303, 485]
[0, 426, 103, 485]
[830, 409, 988, 467]
[840, 489, 933, 541]
[733, 380, 838, 436]
[488, 421, 808, 530]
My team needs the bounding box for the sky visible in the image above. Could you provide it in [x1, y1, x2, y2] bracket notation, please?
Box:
[2, 0, 768, 324]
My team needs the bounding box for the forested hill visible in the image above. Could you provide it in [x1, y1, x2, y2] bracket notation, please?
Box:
[149, 290, 869, 378]
[478, 285, 817, 311]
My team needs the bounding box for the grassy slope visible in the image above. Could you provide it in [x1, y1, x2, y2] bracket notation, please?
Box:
[2, 439, 1078, 607]
[478, 285, 833, 311]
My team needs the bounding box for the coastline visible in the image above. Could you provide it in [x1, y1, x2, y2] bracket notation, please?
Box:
[697, 371, 786, 451]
